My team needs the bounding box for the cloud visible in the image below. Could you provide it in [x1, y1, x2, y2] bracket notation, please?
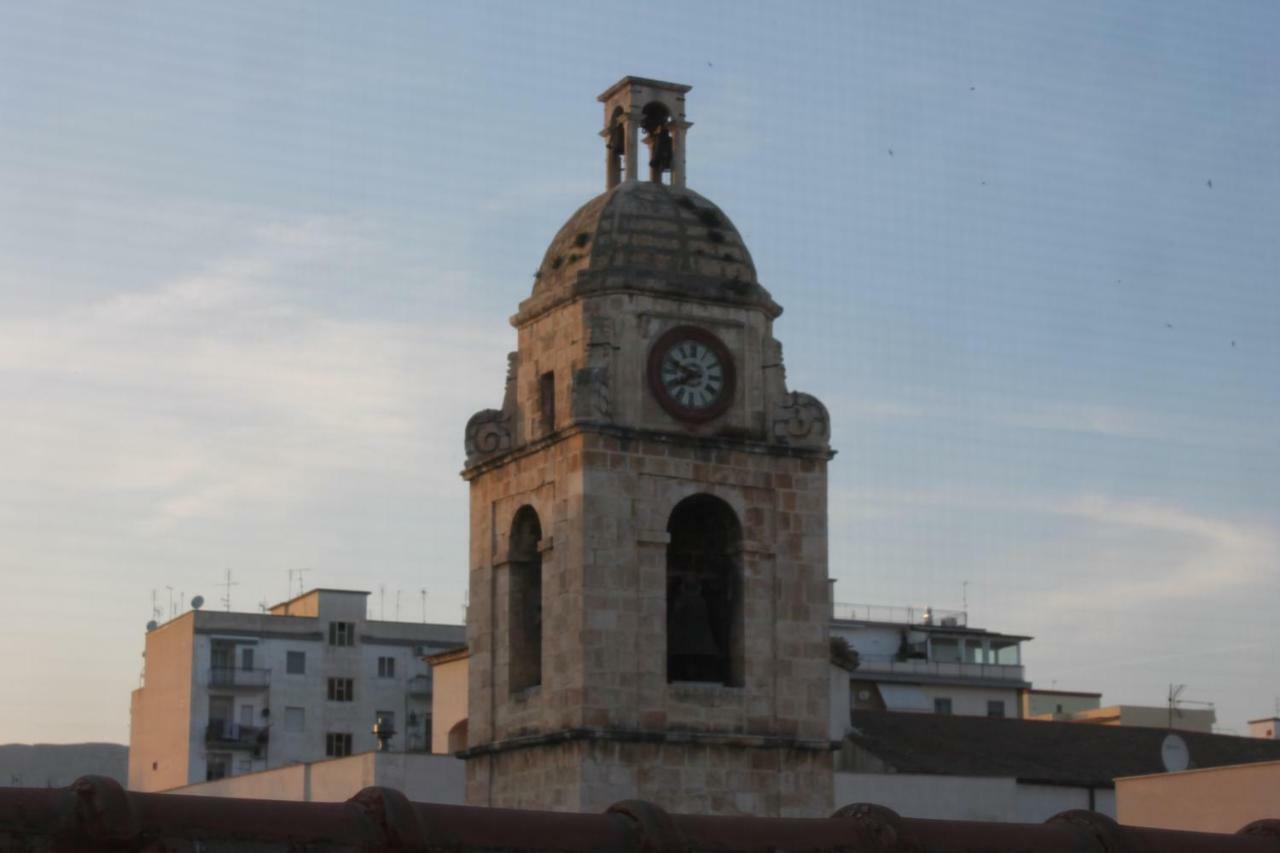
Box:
[833, 391, 1273, 449]
[832, 482, 1277, 609]
[0, 217, 507, 529]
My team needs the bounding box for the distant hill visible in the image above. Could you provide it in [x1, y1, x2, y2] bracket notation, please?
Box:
[0, 743, 127, 788]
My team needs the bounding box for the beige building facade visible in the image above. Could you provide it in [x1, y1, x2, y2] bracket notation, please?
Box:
[460, 77, 834, 816]
[1116, 760, 1280, 832]
[1027, 704, 1215, 733]
[1020, 688, 1103, 719]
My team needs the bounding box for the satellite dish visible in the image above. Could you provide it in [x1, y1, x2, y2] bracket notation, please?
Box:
[1161, 732, 1190, 772]
[145, 620, 158, 632]
[191, 595, 205, 611]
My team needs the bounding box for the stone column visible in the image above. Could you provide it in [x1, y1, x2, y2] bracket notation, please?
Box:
[625, 108, 640, 183]
[671, 120, 691, 189]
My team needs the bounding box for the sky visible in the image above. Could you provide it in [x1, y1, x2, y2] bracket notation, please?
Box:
[0, 1, 1277, 744]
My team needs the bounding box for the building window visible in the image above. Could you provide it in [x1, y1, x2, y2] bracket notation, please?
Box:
[539, 371, 555, 432]
[377, 656, 395, 678]
[508, 506, 543, 693]
[375, 710, 395, 732]
[325, 733, 353, 757]
[206, 753, 230, 781]
[666, 494, 743, 686]
[328, 622, 355, 646]
[286, 651, 306, 674]
[930, 637, 960, 663]
[240, 647, 254, 670]
[934, 697, 953, 715]
[284, 707, 305, 733]
[987, 700, 1006, 718]
[327, 678, 354, 702]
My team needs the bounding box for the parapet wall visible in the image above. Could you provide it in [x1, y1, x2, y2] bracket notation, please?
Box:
[2, 775, 1276, 853]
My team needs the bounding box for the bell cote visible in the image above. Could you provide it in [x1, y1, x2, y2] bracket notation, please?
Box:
[599, 76, 692, 190]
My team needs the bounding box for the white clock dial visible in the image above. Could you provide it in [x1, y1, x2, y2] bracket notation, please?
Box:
[660, 340, 725, 409]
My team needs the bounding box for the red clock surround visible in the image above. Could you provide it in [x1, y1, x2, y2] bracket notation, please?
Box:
[646, 325, 736, 424]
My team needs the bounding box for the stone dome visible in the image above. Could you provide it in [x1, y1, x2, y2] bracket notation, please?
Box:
[514, 182, 780, 324]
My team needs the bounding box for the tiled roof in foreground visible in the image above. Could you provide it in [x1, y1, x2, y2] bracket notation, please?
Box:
[2, 775, 1277, 853]
[846, 710, 1280, 787]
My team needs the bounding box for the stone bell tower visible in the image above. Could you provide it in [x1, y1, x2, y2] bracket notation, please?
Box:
[461, 77, 834, 817]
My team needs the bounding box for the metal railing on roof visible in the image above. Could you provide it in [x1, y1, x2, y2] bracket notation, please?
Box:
[834, 602, 968, 627]
[855, 655, 1026, 682]
[1, 775, 1275, 853]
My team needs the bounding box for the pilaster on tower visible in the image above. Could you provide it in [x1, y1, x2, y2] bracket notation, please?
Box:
[599, 76, 692, 190]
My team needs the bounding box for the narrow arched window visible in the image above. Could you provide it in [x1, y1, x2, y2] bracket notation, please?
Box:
[666, 494, 743, 685]
[508, 506, 543, 693]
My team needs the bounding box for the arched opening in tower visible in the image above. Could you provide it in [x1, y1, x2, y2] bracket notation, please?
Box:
[641, 102, 674, 184]
[508, 505, 543, 693]
[665, 494, 743, 685]
[606, 105, 626, 188]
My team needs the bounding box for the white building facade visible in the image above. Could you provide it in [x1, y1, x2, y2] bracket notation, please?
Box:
[128, 589, 463, 792]
[831, 603, 1030, 721]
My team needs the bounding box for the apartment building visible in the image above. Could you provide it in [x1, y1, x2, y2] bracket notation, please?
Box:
[831, 603, 1030, 719]
[128, 589, 463, 792]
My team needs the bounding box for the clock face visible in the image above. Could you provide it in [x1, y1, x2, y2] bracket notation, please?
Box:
[648, 326, 735, 422]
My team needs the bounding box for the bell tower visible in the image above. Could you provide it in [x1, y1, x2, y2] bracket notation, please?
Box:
[600, 76, 691, 188]
[461, 77, 834, 817]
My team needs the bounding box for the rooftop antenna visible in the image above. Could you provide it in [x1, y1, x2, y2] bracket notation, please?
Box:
[151, 589, 161, 623]
[258, 599, 269, 613]
[395, 589, 401, 621]
[962, 580, 970, 614]
[191, 595, 205, 611]
[296, 568, 308, 597]
[166, 586, 176, 619]
[219, 569, 238, 612]
[1167, 683, 1214, 729]
[420, 588, 428, 623]
[287, 569, 294, 601]
[1168, 684, 1184, 729]
[380, 584, 386, 620]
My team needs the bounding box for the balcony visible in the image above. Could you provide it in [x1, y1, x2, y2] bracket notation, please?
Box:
[855, 655, 1025, 683]
[208, 667, 271, 689]
[406, 675, 432, 697]
[205, 721, 269, 753]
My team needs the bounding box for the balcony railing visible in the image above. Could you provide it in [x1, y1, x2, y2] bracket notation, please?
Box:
[855, 655, 1025, 682]
[208, 667, 270, 688]
[833, 602, 967, 627]
[204, 721, 269, 752]
[406, 675, 432, 696]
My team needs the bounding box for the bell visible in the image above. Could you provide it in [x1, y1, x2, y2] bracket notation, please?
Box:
[668, 579, 721, 658]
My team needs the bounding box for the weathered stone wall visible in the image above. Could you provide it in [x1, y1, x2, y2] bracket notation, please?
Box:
[467, 739, 832, 817]
[464, 427, 831, 815]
